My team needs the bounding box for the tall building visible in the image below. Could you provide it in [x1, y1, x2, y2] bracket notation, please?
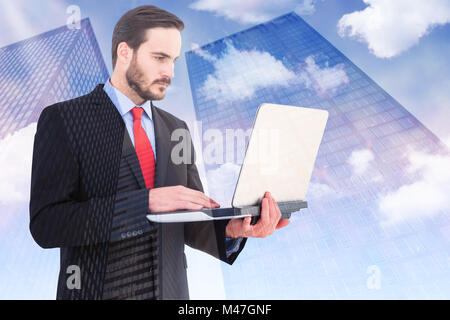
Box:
[0, 18, 110, 299]
[0, 18, 109, 140]
[185, 12, 450, 298]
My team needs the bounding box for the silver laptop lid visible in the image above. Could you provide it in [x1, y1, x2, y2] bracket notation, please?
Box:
[231, 103, 328, 207]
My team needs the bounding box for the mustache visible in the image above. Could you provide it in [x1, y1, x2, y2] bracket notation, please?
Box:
[153, 78, 171, 85]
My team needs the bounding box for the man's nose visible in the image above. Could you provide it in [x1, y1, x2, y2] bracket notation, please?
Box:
[161, 62, 175, 79]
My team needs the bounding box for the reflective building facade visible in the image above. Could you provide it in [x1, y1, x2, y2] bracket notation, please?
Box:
[0, 18, 109, 299]
[185, 12, 450, 298]
[0, 18, 109, 140]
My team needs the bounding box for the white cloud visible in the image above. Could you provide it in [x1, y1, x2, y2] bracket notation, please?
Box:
[205, 162, 241, 207]
[196, 41, 297, 104]
[306, 182, 335, 199]
[294, 0, 317, 16]
[347, 148, 384, 183]
[0, 122, 60, 299]
[0, 122, 36, 231]
[194, 41, 349, 103]
[0, 123, 36, 206]
[189, 0, 318, 24]
[299, 56, 349, 96]
[191, 42, 218, 63]
[338, 0, 450, 58]
[378, 150, 450, 226]
[348, 149, 374, 175]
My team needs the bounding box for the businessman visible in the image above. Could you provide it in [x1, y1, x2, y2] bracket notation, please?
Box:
[29, 5, 289, 300]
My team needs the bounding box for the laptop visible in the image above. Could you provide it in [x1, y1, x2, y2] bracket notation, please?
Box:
[146, 103, 328, 223]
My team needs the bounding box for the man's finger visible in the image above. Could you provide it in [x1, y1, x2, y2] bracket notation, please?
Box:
[276, 218, 290, 229]
[242, 216, 253, 235]
[179, 187, 219, 208]
[249, 196, 270, 237]
[268, 193, 277, 221]
[183, 187, 220, 208]
[259, 196, 270, 226]
[186, 187, 218, 204]
[266, 195, 279, 235]
[273, 194, 282, 217]
[179, 201, 204, 211]
[183, 196, 214, 209]
[269, 193, 281, 227]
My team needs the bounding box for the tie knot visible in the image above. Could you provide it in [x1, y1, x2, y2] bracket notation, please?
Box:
[131, 107, 144, 121]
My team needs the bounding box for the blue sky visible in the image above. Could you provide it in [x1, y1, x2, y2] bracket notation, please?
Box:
[0, 0, 448, 139]
[0, 0, 449, 299]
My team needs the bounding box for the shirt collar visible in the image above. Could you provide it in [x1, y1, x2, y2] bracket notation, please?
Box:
[103, 78, 153, 120]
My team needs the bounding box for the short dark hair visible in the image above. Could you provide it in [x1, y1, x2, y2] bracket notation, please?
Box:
[111, 5, 184, 70]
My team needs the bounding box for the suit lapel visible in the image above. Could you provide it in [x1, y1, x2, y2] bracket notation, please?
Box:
[91, 84, 171, 189]
[151, 103, 170, 188]
[91, 84, 147, 189]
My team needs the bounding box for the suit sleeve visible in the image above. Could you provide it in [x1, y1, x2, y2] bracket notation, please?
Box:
[29, 106, 150, 248]
[181, 122, 247, 265]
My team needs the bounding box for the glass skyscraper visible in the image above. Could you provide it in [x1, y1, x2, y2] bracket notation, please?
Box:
[185, 12, 450, 298]
[0, 18, 109, 299]
[0, 18, 109, 140]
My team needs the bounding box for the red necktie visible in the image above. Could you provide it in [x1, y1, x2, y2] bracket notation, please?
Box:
[131, 107, 155, 188]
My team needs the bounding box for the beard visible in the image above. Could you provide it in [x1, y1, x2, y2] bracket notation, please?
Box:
[125, 53, 170, 101]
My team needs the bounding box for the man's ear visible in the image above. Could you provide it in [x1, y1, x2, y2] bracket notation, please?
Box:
[117, 42, 133, 67]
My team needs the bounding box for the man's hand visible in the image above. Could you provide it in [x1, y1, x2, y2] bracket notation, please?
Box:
[225, 192, 290, 239]
[148, 185, 220, 213]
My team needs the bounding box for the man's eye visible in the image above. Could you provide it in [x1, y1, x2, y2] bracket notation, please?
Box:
[155, 56, 165, 61]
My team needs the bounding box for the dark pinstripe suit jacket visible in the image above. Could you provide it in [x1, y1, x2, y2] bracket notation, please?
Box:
[29, 84, 246, 299]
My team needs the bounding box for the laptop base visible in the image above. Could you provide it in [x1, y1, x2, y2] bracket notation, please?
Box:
[146, 200, 308, 223]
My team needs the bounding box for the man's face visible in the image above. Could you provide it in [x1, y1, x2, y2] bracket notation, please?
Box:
[126, 27, 181, 101]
